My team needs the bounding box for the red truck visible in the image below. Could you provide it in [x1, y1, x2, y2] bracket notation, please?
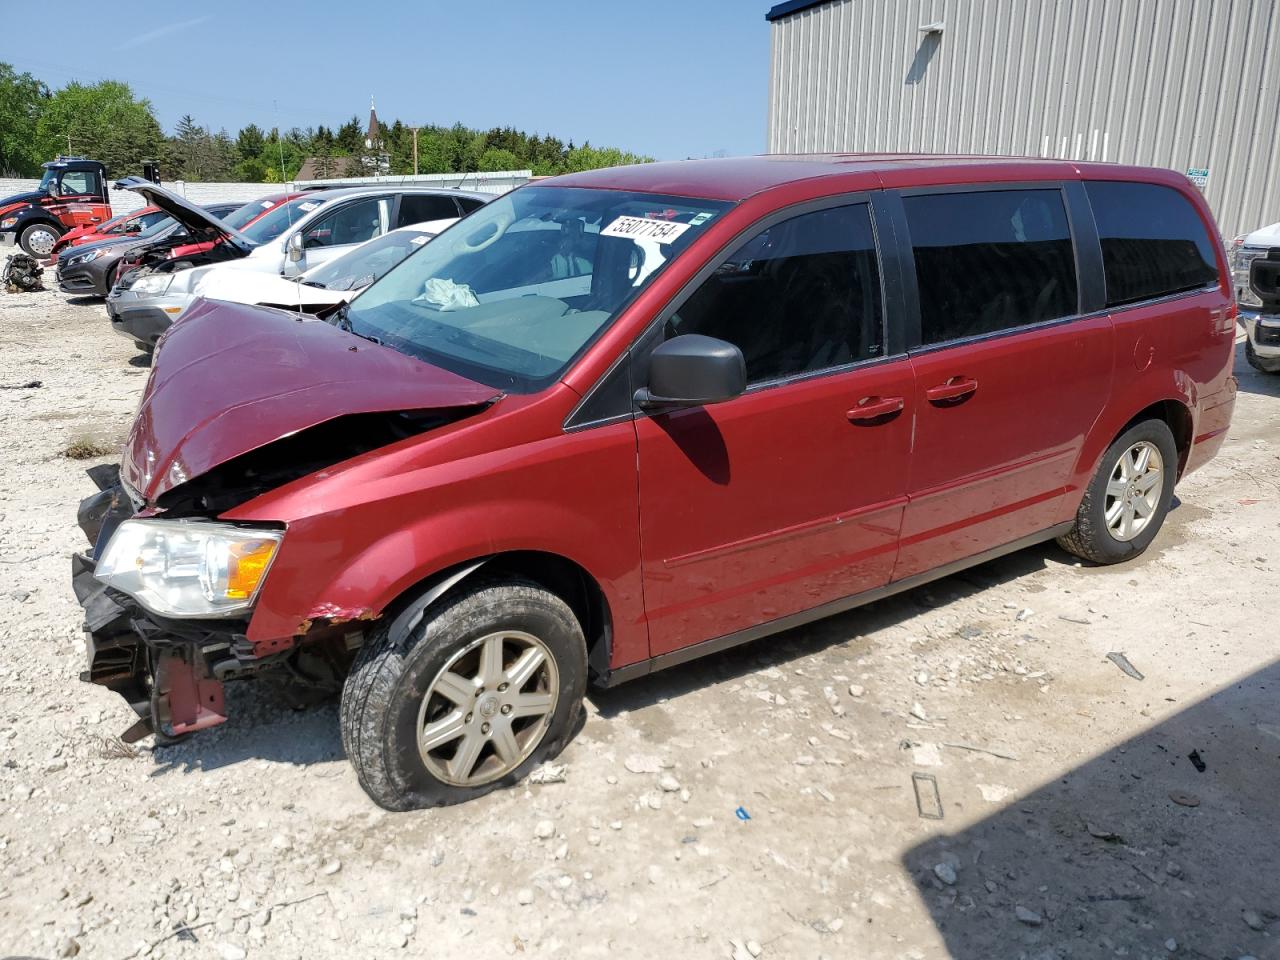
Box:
[0, 157, 113, 257]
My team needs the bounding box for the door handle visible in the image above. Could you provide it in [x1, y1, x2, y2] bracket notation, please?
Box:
[847, 395, 904, 422]
[925, 376, 978, 404]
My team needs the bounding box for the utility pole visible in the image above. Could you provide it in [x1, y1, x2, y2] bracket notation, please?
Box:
[410, 126, 420, 176]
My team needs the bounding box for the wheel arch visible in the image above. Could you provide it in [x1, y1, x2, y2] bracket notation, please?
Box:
[378, 551, 615, 685]
[18, 214, 64, 235]
[1072, 383, 1197, 509]
[1119, 399, 1193, 478]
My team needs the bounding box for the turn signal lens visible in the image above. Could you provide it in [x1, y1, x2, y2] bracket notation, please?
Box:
[225, 540, 278, 600]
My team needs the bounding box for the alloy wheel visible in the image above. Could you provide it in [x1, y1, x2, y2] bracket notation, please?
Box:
[1104, 440, 1164, 541]
[416, 630, 558, 787]
[24, 228, 56, 257]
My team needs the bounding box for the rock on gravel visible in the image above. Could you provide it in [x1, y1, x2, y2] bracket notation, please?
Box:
[1015, 906, 1043, 926]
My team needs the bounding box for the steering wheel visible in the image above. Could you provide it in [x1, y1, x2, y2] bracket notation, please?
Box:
[458, 207, 514, 253]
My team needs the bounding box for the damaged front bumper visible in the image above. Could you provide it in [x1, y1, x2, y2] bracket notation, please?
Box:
[71, 466, 263, 743]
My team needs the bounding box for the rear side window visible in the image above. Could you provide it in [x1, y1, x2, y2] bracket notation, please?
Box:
[397, 193, 461, 226]
[1085, 181, 1219, 307]
[457, 196, 487, 213]
[670, 203, 884, 384]
[905, 189, 1077, 345]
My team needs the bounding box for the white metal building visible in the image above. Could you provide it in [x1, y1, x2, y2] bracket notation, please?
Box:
[765, 0, 1280, 239]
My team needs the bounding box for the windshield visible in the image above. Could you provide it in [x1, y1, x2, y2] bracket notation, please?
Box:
[241, 194, 324, 244]
[138, 216, 177, 239]
[305, 228, 436, 291]
[345, 186, 731, 391]
[222, 198, 282, 231]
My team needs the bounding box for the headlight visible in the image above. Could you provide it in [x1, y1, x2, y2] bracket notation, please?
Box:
[95, 519, 283, 618]
[68, 249, 102, 266]
[0, 217, 17, 229]
[131, 273, 173, 297]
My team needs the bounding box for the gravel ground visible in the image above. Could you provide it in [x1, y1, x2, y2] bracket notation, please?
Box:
[1, 280, 1278, 960]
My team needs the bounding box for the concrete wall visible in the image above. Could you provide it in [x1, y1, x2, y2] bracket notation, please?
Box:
[0, 170, 529, 219]
[0, 179, 290, 217]
[292, 170, 531, 196]
[766, 0, 1280, 239]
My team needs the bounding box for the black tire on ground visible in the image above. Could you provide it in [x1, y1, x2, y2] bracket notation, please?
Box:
[340, 577, 587, 811]
[1057, 419, 1178, 565]
[18, 223, 59, 258]
[1246, 340, 1280, 374]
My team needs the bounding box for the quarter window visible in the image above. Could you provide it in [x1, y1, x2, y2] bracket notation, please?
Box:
[670, 203, 884, 384]
[397, 193, 461, 227]
[1085, 181, 1219, 307]
[904, 189, 1078, 345]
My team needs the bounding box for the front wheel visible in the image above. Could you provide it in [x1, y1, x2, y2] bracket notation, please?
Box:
[1057, 419, 1178, 564]
[19, 223, 59, 258]
[340, 578, 586, 810]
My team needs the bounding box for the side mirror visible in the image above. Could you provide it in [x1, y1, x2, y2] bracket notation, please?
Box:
[287, 231, 305, 263]
[123, 220, 142, 234]
[635, 334, 746, 411]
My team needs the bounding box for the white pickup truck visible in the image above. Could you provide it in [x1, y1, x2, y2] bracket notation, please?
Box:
[1232, 221, 1280, 373]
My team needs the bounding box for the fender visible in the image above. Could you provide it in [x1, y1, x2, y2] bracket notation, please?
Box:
[1, 205, 65, 239]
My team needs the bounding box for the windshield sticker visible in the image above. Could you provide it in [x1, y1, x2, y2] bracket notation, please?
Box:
[410, 235, 430, 245]
[601, 216, 692, 245]
[299, 201, 319, 212]
[261, 200, 275, 208]
[689, 211, 715, 226]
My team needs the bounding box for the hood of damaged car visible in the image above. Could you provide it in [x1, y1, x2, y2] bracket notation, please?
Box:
[121, 299, 502, 503]
[115, 177, 255, 255]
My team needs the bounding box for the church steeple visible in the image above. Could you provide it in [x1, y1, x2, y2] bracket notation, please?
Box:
[365, 96, 380, 150]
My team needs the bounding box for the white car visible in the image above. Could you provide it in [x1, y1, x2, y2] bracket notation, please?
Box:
[1231, 220, 1280, 373]
[110, 221, 455, 347]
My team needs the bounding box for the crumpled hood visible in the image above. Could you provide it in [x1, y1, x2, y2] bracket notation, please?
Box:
[121, 299, 501, 503]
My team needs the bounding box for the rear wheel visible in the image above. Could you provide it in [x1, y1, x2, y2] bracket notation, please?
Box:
[1057, 419, 1177, 564]
[340, 578, 586, 810]
[19, 223, 59, 258]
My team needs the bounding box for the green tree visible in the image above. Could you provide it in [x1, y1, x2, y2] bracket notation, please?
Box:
[34, 80, 164, 178]
[236, 123, 266, 161]
[0, 63, 49, 176]
[478, 147, 522, 172]
[335, 116, 363, 155]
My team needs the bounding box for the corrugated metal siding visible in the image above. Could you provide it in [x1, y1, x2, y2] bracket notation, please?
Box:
[767, 0, 1280, 239]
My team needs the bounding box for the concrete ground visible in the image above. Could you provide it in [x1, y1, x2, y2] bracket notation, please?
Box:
[0, 281, 1276, 960]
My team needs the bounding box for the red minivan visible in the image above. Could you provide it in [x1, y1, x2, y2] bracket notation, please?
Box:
[73, 155, 1236, 809]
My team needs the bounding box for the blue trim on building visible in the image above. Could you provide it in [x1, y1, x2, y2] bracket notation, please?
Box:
[765, 0, 834, 22]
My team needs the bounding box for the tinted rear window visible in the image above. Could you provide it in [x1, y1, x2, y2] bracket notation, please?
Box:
[904, 189, 1078, 345]
[1085, 181, 1219, 307]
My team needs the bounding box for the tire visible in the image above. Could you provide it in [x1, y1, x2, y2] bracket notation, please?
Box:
[1057, 419, 1178, 565]
[18, 223, 59, 258]
[340, 578, 587, 810]
[1246, 340, 1280, 374]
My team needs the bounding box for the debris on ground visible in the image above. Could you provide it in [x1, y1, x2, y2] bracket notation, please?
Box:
[1187, 750, 1206, 773]
[1105, 652, 1145, 681]
[529, 762, 568, 784]
[912, 772, 944, 820]
[2, 254, 45, 293]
